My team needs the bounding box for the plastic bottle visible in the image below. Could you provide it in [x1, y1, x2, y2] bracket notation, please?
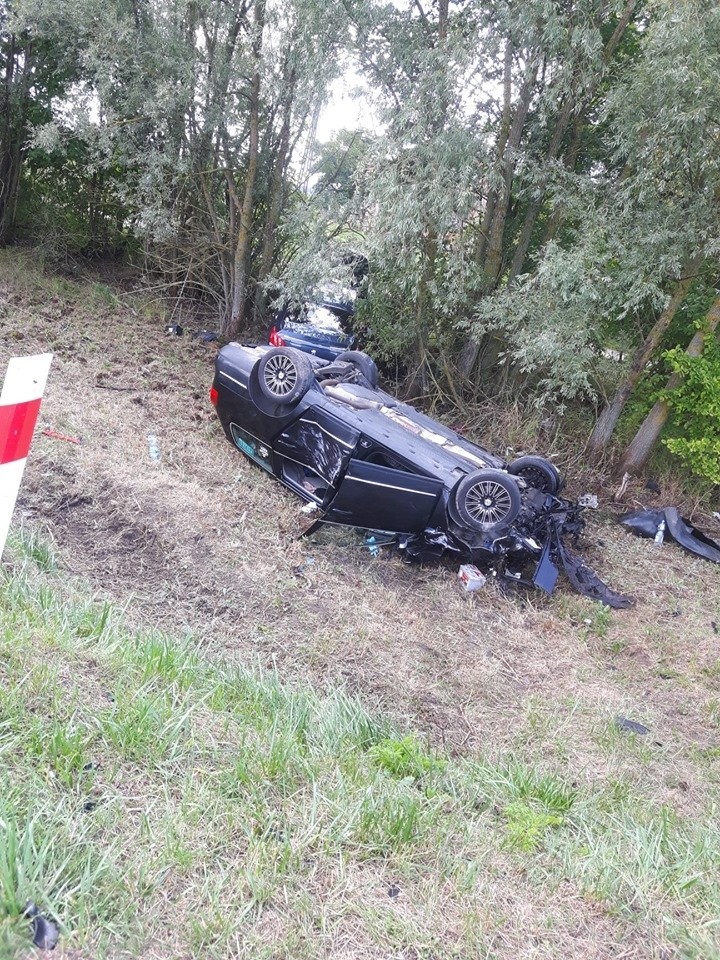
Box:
[654, 519, 666, 546]
[147, 434, 161, 461]
[365, 535, 380, 557]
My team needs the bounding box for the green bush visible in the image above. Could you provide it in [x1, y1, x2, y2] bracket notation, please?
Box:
[661, 335, 720, 485]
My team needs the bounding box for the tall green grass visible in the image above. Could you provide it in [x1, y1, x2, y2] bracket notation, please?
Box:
[1, 526, 719, 958]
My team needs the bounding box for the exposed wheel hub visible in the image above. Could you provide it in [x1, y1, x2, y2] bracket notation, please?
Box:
[264, 355, 297, 396]
[465, 479, 514, 526]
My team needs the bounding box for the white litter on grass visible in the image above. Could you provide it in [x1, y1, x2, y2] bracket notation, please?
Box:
[579, 494, 599, 508]
[458, 564, 486, 592]
[147, 434, 160, 460]
[301, 502, 319, 514]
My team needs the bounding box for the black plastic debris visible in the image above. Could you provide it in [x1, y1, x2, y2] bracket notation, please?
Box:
[194, 329, 218, 343]
[615, 716, 650, 736]
[532, 539, 559, 594]
[24, 902, 59, 951]
[165, 323, 184, 336]
[620, 507, 720, 564]
[388, 884, 401, 898]
[553, 533, 635, 609]
[619, 507, 664, 539]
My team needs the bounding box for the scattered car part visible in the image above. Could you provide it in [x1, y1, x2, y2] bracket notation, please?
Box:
[615, 716, 650, 736]
[553, 532, 634, 608]
[532, 539, 559, 594]
[212, 344, 630, 604]
[24, 902, 59, 951]
[620, 507, 720, 564]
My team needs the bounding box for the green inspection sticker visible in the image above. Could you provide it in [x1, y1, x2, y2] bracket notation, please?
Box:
[230, 424, 273, 472]
[235, 436, 254, 457]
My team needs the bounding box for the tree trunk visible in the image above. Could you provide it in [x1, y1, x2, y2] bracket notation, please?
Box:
[541, 113, 584, 247]
[482, 63, 537, 288]
[408, 0, 447, 397]
[226, 0, 266, 339]
[587, 256, 703, 454]
[507, 97, 575, 283]
[253, 86, 294, 327]
[619, 295, 720, 473]
[459, 54, 536, 379]
[0, 34, 32, 246]
[475, 38, 512, 269]
[257, 71, 295, 284]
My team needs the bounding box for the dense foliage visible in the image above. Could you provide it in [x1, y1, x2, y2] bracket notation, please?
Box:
[662, 339, 720, 485]
[1, 0, 718, 479]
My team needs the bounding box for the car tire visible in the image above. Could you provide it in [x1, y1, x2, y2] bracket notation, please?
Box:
[335, 350, 379, 388]
[257, 347, 314, 405]
[507, 455, 561, 495]
[453, 469, 521, 535]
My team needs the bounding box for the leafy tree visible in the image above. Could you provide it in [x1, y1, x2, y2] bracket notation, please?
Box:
[0, 0, 83, 244]
[586, 0, 720, 452]
[29, 0, 355, 335]
[343, 0, 642, 396]
[311, 130, 371, 203]
[464, 0, 720, 443]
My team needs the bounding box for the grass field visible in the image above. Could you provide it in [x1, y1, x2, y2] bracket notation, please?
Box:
[1, 250, 720, 958]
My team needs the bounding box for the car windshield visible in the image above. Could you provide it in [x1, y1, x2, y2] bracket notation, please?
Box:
[288, 304, 351, 334]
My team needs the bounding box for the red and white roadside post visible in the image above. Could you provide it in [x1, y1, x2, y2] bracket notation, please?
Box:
[0, 353, 53, 558]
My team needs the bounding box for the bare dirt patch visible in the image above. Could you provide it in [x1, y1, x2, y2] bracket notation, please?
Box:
[2, 252, 720, 819]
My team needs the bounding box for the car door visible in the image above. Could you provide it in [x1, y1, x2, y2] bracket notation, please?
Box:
[272, 408, 360, 500]
[322, 459, 444, 533]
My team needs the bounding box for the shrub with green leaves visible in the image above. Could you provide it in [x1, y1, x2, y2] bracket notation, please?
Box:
[662, 336, 720, 484]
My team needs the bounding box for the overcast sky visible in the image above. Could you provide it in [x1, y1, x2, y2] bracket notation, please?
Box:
[316, 70, 377, 143]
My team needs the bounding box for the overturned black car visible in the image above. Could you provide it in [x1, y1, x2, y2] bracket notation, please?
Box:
[210, 345, 630, 607]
